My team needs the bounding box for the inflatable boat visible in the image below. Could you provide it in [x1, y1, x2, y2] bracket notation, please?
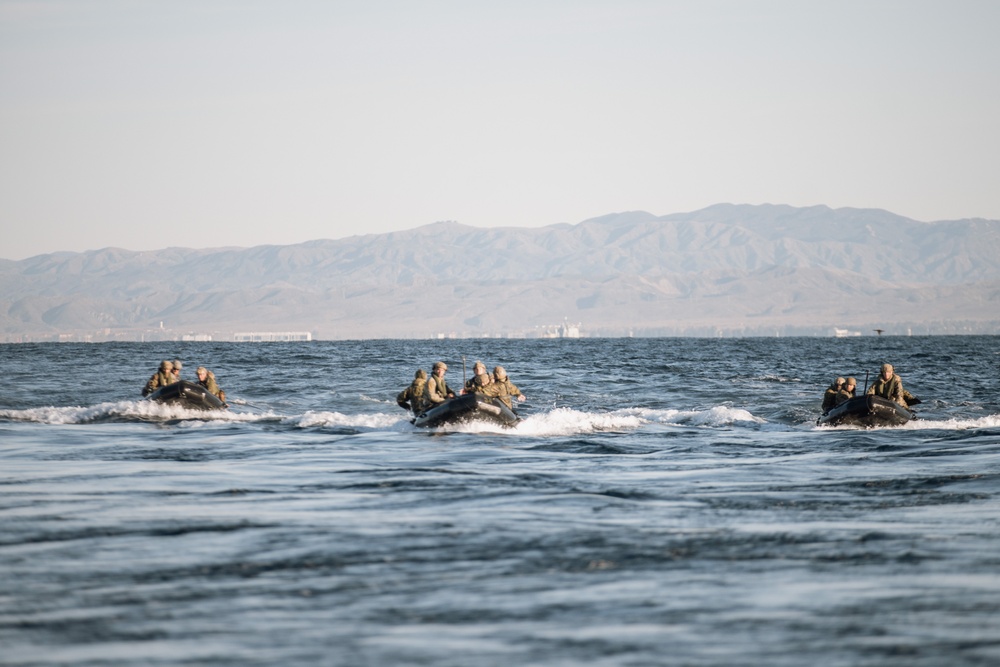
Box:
[413, 393, 521, 429]
[818, 394, 913, 428]
[146, 380, 227, 411]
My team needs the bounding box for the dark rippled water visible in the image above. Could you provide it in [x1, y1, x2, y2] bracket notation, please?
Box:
[2, 336, 999, 666]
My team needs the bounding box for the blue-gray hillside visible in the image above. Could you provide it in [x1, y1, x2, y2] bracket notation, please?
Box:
[2, 204, 998, 339]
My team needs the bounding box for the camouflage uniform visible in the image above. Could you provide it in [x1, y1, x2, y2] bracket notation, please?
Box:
[142, 361, 175, 396]
[196, 366, 226, 403]
[397, 369, 428, 414]
[464, 362, 492, 394]
[426, 362, 453, 404]
[821, 377, 845, 412]
[480, 366, 524, 410]
[493, 378, 523, 409]
[866, 364, 915, 407]
[834, 378, 857, 407]
[466, 373, 491, 391]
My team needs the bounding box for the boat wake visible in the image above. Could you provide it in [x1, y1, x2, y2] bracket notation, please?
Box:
[281, 410, 409, 430]
[897, 414, 1000, 430]
[0, 402, 763, 431]
[514, 405, 765, 436]
[0, 401, 277, 425]
[397, 405, 767, 436]
[4, 402, 997, 435]
[815, 413, 1000, 431]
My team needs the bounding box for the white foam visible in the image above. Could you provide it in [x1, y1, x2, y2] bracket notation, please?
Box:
[625, 405, 765, 427]
[282, 410, 409, 429]
[11, 401, 991, 435]
[899, 414, 1000, 430]
[0, 401, 280, 425]
[815, 413, 1000, 431]
[268, 405, 769, 436]
[510, 408, 644, 436]
[509, 405, 764, 437]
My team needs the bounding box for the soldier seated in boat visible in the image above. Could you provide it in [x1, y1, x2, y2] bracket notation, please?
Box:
[480, 366, 525, 410]
[196, 366, 227, 406]
[170, 359, 184, 382]
[426, 361, 455, 405]
[834, 377, 856, 407]
[462, 361, 493, 394]
[142, 360, 175, 396]
[866, 363, 916, 407]
[821, 377, 845, 412]
[397, 369, 428, 415]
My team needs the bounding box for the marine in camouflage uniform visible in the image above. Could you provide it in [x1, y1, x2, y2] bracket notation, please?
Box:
[397, 369, 428, 414]
[821, 377, 845, 412]
[463, 361, 492, 394]
[834, 377, 857, 407]
[142, 360, 175, 396]
[196, 366, 227, 405]
[426, 361, 454, 405]
[485, 366, 525, 410]
[866, 363, 915, 407]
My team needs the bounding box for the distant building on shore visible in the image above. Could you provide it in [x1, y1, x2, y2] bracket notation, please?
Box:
[233, 331, 312, 342]
[833, 328, 862, 337]
[538, 319, 582, 338]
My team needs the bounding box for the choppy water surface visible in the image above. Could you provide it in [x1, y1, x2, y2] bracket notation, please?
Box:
[2, 336, 999, 666]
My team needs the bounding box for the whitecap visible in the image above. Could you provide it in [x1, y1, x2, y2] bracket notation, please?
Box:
[282, 410, 410, 429]
[0, 400, 282, 425]
[898, 414, 1000, 430]
[507, 405, 765, 437]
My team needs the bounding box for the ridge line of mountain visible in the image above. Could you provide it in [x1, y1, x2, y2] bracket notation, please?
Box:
[3, 204, 998, 340]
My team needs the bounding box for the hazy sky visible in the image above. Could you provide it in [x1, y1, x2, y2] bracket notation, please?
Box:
[2, 0, 999, 260]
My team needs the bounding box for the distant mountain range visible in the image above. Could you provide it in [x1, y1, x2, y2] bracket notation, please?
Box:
[2, 204, 999, 341]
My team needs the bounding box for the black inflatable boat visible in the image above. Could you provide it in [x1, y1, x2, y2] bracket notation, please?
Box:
[413, 393, 521, 429]
[818, 394, 913, 428]
[146, 380, 227, 411]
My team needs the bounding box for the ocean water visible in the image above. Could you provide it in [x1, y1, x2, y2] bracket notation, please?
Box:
[2, 336, 999, 667]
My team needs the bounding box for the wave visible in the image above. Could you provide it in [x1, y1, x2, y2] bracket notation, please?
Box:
[281, 410, 408, 429]
[900, 414, 1000, 430]
[740, 374, 802, 384]
[0, 401, 282, 425]
[5, 401, 995, 435]
[0, 402, 764, 433]
[815, 414, 1000, 431]
[0, 401, 418, 431]
[441, 406, 767, 437]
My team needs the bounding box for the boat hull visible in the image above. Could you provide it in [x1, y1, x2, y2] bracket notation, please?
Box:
[818, 394, 913, 428]
[146, 380, 226, 411]
[413, 393, 520, 429]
